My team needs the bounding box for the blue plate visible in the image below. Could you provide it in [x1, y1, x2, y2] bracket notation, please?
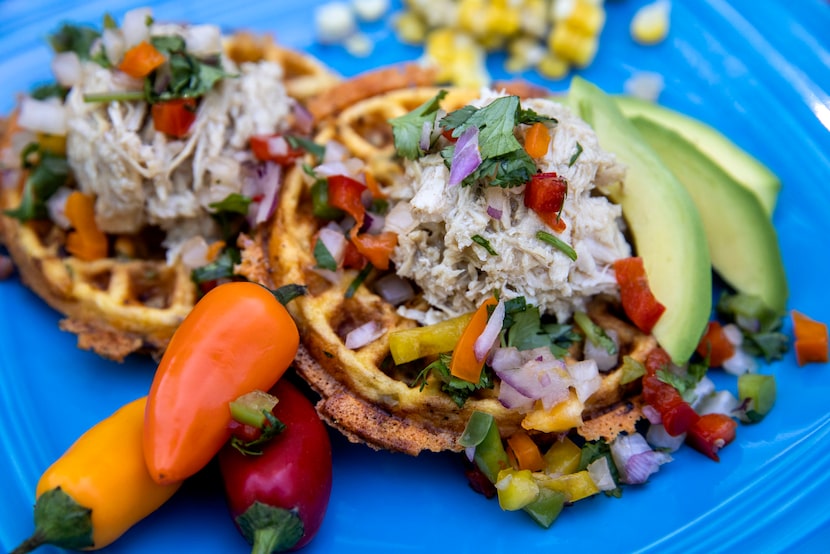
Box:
[2, 1, 830, 552]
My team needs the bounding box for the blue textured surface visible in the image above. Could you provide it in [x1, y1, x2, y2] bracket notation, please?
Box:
[1, 1, 829, 553]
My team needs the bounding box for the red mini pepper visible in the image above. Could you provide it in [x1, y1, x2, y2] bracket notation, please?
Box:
[685, 413, 737, 461]
[219, 379, 333, 552]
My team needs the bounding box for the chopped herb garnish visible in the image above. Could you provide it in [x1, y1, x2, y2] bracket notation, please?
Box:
[388, 89, 448, 160]
[345, 263, 374, 299]
[30, 82, 69, 101]
[4, 146, 70, 222]
[619, 356, 646, 384]
[536, 230, 577, 261]
[656, 361, 707, 402]
[191, 247, 241, 285]
[471, 234, 498, 256]
[412, 353, 494, 408]
[285, 134, 325, 160]
[506, 302, 579, 357]
[716, 291, 789, 361]
[573, 311, 617, 355]
[48, 23, 100, 60]
[313, 239, 337, 271]
[568, 141, 583, 167]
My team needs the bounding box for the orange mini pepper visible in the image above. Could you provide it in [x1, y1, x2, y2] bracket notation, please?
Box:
[65, 191, 108, 261]
[791, 310, 829, 366]
[143, 281, 300, 485]
[12, 397, 181, 553]
[524, 122, 551, 159]
[506, 430, 546, 472]
[450, 296, 499, 383]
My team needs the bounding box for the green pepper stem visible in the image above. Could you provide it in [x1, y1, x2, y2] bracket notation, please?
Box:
[11, 487, 94, 554]
[238, 501, 304, 554]
[10, 531, 46, 554]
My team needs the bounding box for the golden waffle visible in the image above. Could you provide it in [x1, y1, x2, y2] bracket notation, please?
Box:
[244, 80, 657, 455]
[0, 36, 339, 362]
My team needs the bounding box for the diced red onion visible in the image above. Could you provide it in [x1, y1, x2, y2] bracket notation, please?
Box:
[486, 204, 503, 220]
[345, 320, 384, 349]
[473, 298, 505, 362]
[583, 329, 619, 372]
[51, 51, 81, 88]
[646, 423, 686, 452]
[497, 380, 536, 412]
[489, 346, 523, 373]
[610, 432, 672, 485]
[695, 390, 741, 417]
[253, 162, 283, 224]
[586, 457, 617, 491]
[567, 359, 601, 403]
[46, 186, 73, 229]
[315, 158, 364, 179]
[292, 101, 314, 135]
[641, 404, 662, 425]
[448, 126, 482, 186]
[373, 274, 414, 306]
[722, 323, 743, 346]
[495, 348, 571, 411]
[317, 226, 348, 266]
[419, 120, 432, 153]
[18, 97, 67, 136]
[0, 255, 14, 280]
[122, 7, 152, 48]
[465, 445, 476, 462]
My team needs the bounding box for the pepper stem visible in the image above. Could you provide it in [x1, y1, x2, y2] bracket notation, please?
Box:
[11, 487, 94, 554]
[237, 501, 304, 554]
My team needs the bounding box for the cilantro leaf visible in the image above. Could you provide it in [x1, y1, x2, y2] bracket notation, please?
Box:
[285, 134, 325, 160]
[48, 23, 100, 60]
[446, 96, 522, 159]
[4, 147, 70, 222]
[145, 34, 233, 102]
[412, 353, 494, 408]
[573, 311, 617, 355]
[191, 247, 241, 284]
[506, 303, 579, 357]
[313, 239, 337, 271]
[30, 82, 69, 101]
[517, 108, 556, 126]
[209, 193, 251, 240]
[389, 90, 448, 160]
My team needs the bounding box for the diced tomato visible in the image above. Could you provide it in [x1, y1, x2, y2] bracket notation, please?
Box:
[249, 134, 305, 165]
[525, 172, 567, 215]
[642, 374, 699, 436]
[441, 128, 458, 143]
[645, 347, 672, 376]
[327, 174, 367, 222]
[613, 257, 666, 334]
[696, 320, 736, 367]
[152, 98, 197, 138]
[685, 413, 737, 461]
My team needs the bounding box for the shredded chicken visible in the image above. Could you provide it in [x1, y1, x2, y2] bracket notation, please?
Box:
[64, 22, 294, 261]
[387, 90, 630, 325]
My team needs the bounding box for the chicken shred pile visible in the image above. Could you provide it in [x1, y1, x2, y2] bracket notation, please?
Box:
[386, 90, 631, 325]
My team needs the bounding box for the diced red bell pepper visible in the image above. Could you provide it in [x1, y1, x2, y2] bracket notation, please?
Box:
[696, 320, 736, 367]
[641, 374, 699, 436]
[152, 98, 197, 138]
[525, 172, 567, 232]
[613, 257, 666, 334]
[249, 134, 305, 165]
[645, 347, 672, 376]
[685, 413, 737, 461]
[327, 175, 367, 222]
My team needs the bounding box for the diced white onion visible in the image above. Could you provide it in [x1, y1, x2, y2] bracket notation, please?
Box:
[473, 298, 504, 362]
[646, 423, 685, 452]
[722, 348, 758, 375]
[17, 96, 67, 136]
[582, 329, 619, 372]
[623, 71, 665, 102]
[567, 359, 601, 403]
[46, 187, 74, 229]
[122, 7, 153, 48]
[687, 375, 716, 407]
[586, 457, 617, 491]
[352, 0, 390, 21]
[323, 140, 348, 163]
[266, 136, 290, 157]
[179, 236, 211, 269]
[51, 51, 82, 88]
[695, 390, 741, 417]
[345, 320, 384, 349]
[101, 28, 126, 65]
[185, 24, 222, 57]
[317, 226, 348, 266]
[382, 201, 415, 234]
[722, 323, 744, 346]
[315, 2, 356, 44]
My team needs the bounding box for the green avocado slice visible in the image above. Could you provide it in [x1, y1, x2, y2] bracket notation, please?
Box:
[614, 95, 781, 216]
[567, 77, 712, 364]
[631, 116, 788, 316]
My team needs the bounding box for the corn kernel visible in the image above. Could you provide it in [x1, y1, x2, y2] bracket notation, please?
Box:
[394, 11, 428, 44]
[536, 52, 570, 79]
[552, 0, 606, 35]
[631, 0, 671, 45]
[548, 22, 598, 67]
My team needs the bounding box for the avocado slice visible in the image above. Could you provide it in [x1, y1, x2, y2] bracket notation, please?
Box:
[614, 95, 781, 216]
[631, 116, 788, 316]
[567, 77, 712, 364]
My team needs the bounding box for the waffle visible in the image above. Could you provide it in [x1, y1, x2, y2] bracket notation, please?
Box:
[0, 35, 339, 362]
[245, 79, 657, 455]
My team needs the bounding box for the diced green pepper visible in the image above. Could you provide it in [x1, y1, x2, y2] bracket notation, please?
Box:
[522, 487, 566, 529]
[738, 373, 776, 423]
[310, 179, 345, 220]
[458, 411, 511, 484]
[619, 355, 647, 384]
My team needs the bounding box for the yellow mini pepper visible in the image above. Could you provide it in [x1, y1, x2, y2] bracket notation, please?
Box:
[12, 397, 182, 553]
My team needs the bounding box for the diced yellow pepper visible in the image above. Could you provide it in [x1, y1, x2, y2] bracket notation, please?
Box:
[388, 312, 473, 365]
[495, 468, 540, 511]
[36, 133, 66, 156]
[543, 436, 582, 475]
[521, 390, 584, 433]
[540, 470, 600, 502]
